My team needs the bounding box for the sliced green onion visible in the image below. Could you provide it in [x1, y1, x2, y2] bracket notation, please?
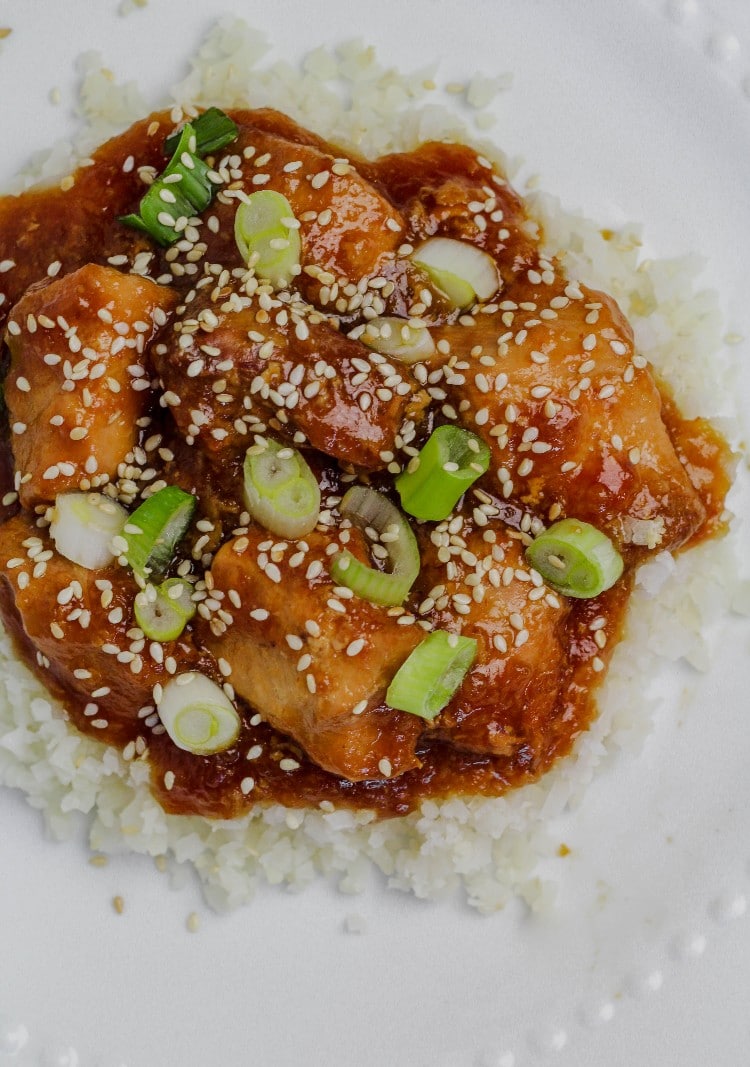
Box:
[386, 630, 477, 720]
[234, 190, 301, 286]
[161, 124, 214, 211]
[123, 486, 196, 582]
[243, 439, 320, 538]
[330, 486, 420, 606]
[157, 672, 240, 756]
[164, 107, 238, 158]
[49, 492, 128, 570]
[120, 121, 220, 246]
[360, 316, 436, 363]
[411, 237, 499, 308]
[134, 578, 196, 641]
[525, 518, 624, 598]
[395, 426, 490, 522]
[119, 182, 197, 247]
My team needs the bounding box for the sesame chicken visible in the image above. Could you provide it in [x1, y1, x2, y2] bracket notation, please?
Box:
[4, 264, 177, 507]
[198, 527, 424, 780]
[153, 280, 428, 470]
[0, 106, 731, 817]
[415, 523, 570, 760]
[433, 279, 706, 551]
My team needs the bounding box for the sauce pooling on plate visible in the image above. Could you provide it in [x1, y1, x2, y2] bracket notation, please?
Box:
[0, 108, 731, 818]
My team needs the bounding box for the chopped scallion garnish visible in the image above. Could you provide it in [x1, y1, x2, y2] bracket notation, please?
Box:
[134, 577, 196, 641]
[395, 425, 490, 521]
[386, 630, 477, 720]
[123, 486, 196, 582]
[330, 486, 420, 606]
[234, 190, 301, 286]
[161, 124, 214, 212]
[360, 316, 436, 363]
[525, 518, 624, 598]
[120, 111, 238, 247]
[411, 237, 499, 308]
[49, 492, 128, 571]
[243, 439, 320, 538]
[163, 107, 238, 158]
[157, 672, 241, 756]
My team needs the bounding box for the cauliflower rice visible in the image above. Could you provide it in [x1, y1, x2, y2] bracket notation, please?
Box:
[0, 17, 747, 914]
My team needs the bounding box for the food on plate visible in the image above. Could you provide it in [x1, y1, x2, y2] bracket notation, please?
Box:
[0, 100, 732, 827]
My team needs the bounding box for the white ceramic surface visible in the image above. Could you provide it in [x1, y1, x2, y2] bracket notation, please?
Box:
[1, 1, 749, 1064]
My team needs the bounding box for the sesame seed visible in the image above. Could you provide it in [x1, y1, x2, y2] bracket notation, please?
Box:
[378, 758, 393, 778]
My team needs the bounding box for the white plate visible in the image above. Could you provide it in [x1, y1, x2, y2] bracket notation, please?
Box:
[1, 1, 750, 1064]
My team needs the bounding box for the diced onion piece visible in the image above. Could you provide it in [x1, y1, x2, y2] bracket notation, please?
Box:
[330, 486, 420, 606]
[525, 518, 624, 598]
[234, 191, 301, 286]
[157, 672, 240, 756]
[134, 578, 196, 642]
[50, 492, 128, 570]
[386, 630, 477, 720]
[360, 316, 436, 363]
[411, 237, 499, 307]
[243, 439, 320, 538]
[164, 107, 238, 157]
[396, 425, 490, 521]
[123, 486, 196, 582]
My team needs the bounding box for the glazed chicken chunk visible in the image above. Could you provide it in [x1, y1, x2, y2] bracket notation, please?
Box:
[197, 527, 425, 780]
[0, 513, 209, 747]
[3, 264, 177, 507]
[434, 279, 706, 551]
[153, 282, 427, 470]
[415, 523, 571, 760]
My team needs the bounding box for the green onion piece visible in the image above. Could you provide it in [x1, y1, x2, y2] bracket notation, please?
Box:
[525, 518, 624, 598]
[161, 124, 214, 211]
[164, 107, 238, 158]
[134, 578, 196, 641]
[49, 492, 128, 570]
[386, 630, 477, 720]
[330, 486, 420, 606]
[119, 121, 220, 246]
[123, 486, 197, 582]
[395, 425, 490, 522]
[234, 190, 301, 286]
[157, 672, 240, 756]
[411, 237, 499, 308]
[360, 316, 436, 363]
[243, 439, 320, 538]
[124, 180, 198, 247]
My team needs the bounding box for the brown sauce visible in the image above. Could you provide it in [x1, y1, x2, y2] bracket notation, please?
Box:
[0, 109, 733, 819]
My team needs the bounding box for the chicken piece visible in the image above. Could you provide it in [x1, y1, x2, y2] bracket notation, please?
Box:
[415, 520, 571, 758]
[371, 141, 538, 290]
[195, 527, 425, 781]
[200, 109, 407, 304]
[154, 282, 427, 470]
[4, 264, 177, 507]
[434, 277, 705, 552]
[0, 513, 209, 747]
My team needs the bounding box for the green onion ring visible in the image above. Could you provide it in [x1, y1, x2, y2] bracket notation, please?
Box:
[524, 518, 624, 598]
[386, 630, 477, 720]
[330, 486, 420, 607]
